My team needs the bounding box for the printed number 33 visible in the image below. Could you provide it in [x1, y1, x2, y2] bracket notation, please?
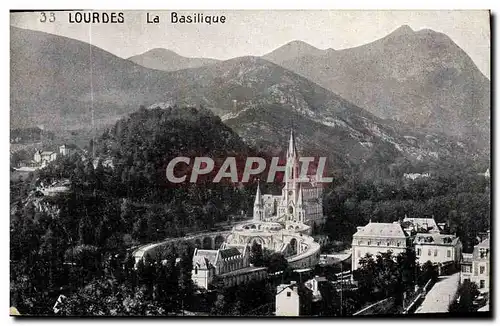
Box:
[40, 12, 56, 23]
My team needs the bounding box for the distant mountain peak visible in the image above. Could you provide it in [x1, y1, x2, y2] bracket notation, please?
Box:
[137, 48, 180, 57]
[283, 40, 318, 49]
[389, 24, 415, 37]
[263, 40, 324, 63]
[128, 47, 219, 71]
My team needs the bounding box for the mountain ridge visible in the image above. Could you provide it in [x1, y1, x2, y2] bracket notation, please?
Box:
[262, 25, 490, 147]
[10, 26, 488, 175]
[128, 48, 220, 71]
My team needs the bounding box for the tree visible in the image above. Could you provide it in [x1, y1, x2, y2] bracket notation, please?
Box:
[211, 294, 227, 316]
[354, 253, 377, 301]
[449, 280, 480, 313]
[317, 281, 340, 316]
[262, 251, 288, 274]
[177, 242, 195, 310]
[396, 247, 418, 303]
[419, 261, 438, 286]
[249, 242, 264, 267]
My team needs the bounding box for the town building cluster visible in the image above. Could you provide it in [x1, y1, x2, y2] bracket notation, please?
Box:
[351, 216, 463, 272]
[34, 144, 76, 167]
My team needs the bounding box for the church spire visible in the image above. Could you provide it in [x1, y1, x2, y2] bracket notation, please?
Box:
[287, 129, 298, 158]
[254, 180, 262, 207]
[297, 183, 303, 206]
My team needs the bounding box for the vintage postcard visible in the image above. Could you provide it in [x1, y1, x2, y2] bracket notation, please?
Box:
[9, 10, 491, 317]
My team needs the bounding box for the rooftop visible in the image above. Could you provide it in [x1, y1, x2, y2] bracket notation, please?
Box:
[219, 266, 267, 278]
[354, 222, 406, 238]
[218, 247, 241, 259]
[402, 217, 439, 232]
[413, 233, 460, 246]
[477, 238, 490, 248]
[193, 249, 218, 269]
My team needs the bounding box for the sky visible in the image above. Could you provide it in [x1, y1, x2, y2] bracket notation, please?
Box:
[10, 10, 490, 77]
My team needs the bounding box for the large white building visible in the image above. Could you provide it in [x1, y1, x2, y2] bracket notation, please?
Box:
[413, 233, 462, 265]
[351, 222, 408, 270]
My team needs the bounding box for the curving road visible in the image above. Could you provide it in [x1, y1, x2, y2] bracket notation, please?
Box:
[415, 272, 460, 314]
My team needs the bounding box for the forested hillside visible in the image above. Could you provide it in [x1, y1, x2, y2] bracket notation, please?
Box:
[10, 106, 269, 314]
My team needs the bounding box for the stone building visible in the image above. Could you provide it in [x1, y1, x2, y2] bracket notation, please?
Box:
[59, 144, 76, 156]
[460, 236, 490, 291]
[275, 282, 301, 316]
[413, 233, 462, 265]
[191, 244, 266, 289]
[351, 222, 408, 271]
[34, 150, 57, 164]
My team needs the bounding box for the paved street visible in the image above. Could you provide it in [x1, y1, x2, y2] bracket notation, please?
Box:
[415, 273, 460, 314]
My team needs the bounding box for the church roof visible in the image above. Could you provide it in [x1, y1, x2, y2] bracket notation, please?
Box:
[218, 247, 241, 259]
[354, 222, 406, 238]
[193, 249, 218, 269]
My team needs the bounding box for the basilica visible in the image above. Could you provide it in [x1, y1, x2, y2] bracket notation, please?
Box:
[252, 130, 326, 229]
[192, 131, 324, 289]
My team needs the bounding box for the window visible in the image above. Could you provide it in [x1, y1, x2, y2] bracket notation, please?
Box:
[377, 242, 381, 246]
[194, 267, 198, 275]
[480, 266, 485, 274]
[447, 250, 451, 258]
[417, 248, 421, 256]
[367, 241, 371, 245]
[434, 249, 438, 257]
[397, 242, 400, 247]
[358, 251, 361, 258]
[428, 249, 432, 256]
[480, 280, 485, 289]
[358, 241, 362, 245]
[287, 292, 291, 297]
[387, 242, 390, 247]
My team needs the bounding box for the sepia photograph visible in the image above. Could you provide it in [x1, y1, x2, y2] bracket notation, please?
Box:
[8, 9, 491, 318]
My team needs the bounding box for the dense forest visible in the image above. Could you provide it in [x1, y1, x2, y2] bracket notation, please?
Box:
[10, 106, 269, 314]
[11, 127, 55, 143]
[322, 166, 490, 252]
